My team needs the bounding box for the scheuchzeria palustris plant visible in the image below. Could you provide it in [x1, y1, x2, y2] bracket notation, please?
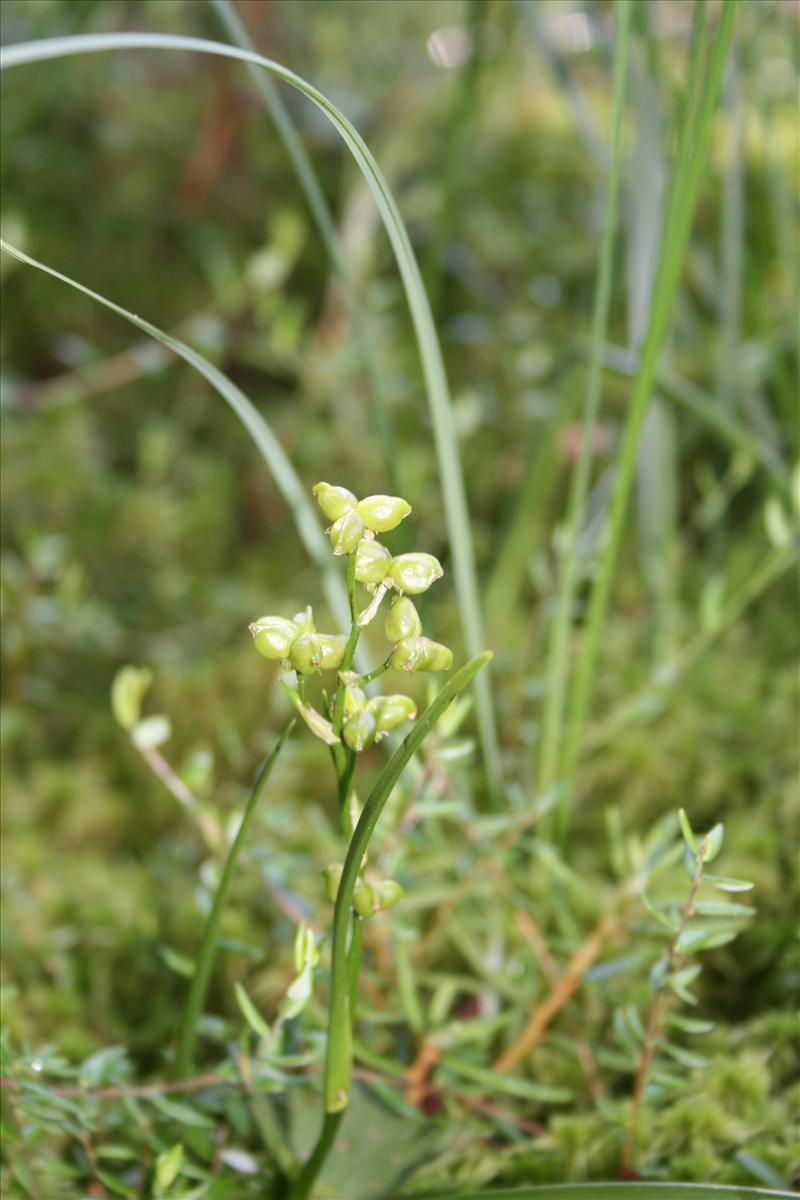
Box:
[246, 483, 488, 1196]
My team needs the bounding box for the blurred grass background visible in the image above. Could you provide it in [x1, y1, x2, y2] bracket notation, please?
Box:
[0, 0, 798, 1195]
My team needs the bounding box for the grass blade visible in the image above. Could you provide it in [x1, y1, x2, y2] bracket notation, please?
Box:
[174, 720, 294, 1080]
[0, 239, 351, 631]
[0, 30, 501, 802]
[209, 0, 404, 496]
[0, 234, 350, 628]
[535, 0, 632, 802]
[559, 1, 739, 825]
[417, 1186, 798, 1200]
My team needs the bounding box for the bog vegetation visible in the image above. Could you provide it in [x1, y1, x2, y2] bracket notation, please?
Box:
[0, 1, 798, 1198]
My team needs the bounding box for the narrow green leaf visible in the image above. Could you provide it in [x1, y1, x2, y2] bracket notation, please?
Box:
[665, 1014, 715, 1035]
[537, 0, 633, 820]
[148, 1094, 215, 1128]
[278, 682, 339, 745]
[174, 721, 294, 1078]
[658, 1040, 709, 1069]
[704, 874, 754, 892]
[156, 1144, 184, 1191]
[561, 1, 739, 804]
[641, 892, 679, 931]
[95, 1170, 136, 1198]
[415, 1183, 798, 1199]
[233, 982, 271, 1042]
[159, 947, 196, 979]
[442, 1056, 572, 1104]
[676, 925, 738, 954]
[693, 900, 755, 918]
[700, 823, 725, 863]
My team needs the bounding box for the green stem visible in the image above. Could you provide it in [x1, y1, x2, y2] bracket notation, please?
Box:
[536, 0, 632, 809]
[174, 720, 294, 1079]
[325, 651, 492, 1114]
[289, 1112, 343, 1200]
[339, 751, 358, 838]
[348, 657, 392, 687]
[331, 551, 361, 819]
[347, 917, 364, 1023]
[559, 0, 738, 826]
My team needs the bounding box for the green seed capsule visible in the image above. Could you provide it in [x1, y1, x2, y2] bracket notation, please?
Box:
[388, 552, 444, 595]
[289, 632, 325, 675]
[249, 615, 298, 659]
[356, 494, 412, 533]
[328, 509, 365, 555]
[383, 596, 422, 643]
[373, 879, 404, 911]
[355, 537, 392, 585]
[317, 634, 347, 671]
[313, 482, 357, 521]
[343, 685, 367, 720]
[419, 639, 453, 672]
[291, 605, 316, 633]
[352, 880, 376, 919]
[290, 632, 345, 675]
[390, 636, 453, 673]
[343, 710, 377, 752]
[367, 694, 417, 732]
[322, 863, 343, 904]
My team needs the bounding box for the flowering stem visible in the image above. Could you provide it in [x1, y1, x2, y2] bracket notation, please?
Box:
[331, 550, 362, 821]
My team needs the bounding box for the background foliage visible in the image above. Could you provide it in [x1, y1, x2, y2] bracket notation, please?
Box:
[1, 0, 798, 1197]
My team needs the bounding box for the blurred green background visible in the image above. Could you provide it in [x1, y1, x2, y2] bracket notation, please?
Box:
[1, 0, 798, 1196]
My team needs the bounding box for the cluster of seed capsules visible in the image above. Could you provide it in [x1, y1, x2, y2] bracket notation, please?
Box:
[248, 482, 453, 756]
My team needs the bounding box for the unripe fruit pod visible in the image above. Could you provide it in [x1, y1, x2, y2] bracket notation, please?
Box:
[419, 639, 453, 672]
[389, 636, 425, 672]
[367, 694, 417, 732]
[290, 632, 346, 675]
[388, 552, 443, 595]
[352, 877, 404, 918]
[355, 538, 392, 586]
[343, 685, 367, 720]
[373, 879, 404, 912]
[289, 632, 325, 675]
[343, 710, 377, 752]
[352, 880, 376, 919]
[322, 862, 343, 904]
[390, 636, 453, 673]
[328, 509, 365, 555]
[316, 634, 347, 671]
[383, 596, 422, 643]
[249, 615, 298, 659]
[313, 482, 356, 522]
[356, 494, 412, 533]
